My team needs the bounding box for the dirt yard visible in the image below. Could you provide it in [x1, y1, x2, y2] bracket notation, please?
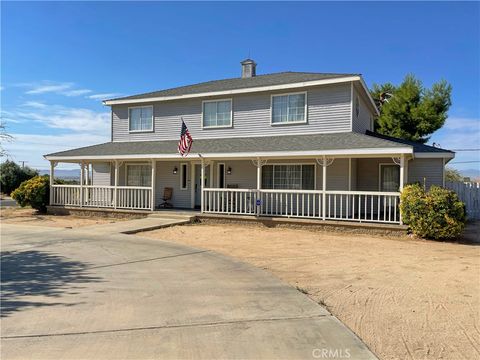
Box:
[143, 223, 480, 360]
[0, 208, 124, 228]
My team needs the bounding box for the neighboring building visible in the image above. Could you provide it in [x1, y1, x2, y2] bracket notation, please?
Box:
[45, 60, 454, 224]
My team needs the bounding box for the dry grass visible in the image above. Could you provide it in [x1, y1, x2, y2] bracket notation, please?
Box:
[0, 207, 123, 228]
[143, 223, 480, 360]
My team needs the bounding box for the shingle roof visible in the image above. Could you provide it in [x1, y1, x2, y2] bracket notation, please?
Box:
[46, 132, 418, 158]
[365, 131, 453, 153]
[106, 72, 357, 102]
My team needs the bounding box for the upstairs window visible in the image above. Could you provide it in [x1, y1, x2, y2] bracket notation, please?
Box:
[129, 106, 153, 132]
[262, 164, 315, 190]
[271, 92, 306, 124]
[203, 99, 232, 128]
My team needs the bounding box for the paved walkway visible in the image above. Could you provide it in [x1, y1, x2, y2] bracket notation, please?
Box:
[1, 221, 376, 359]
[79, 212, 195, 234]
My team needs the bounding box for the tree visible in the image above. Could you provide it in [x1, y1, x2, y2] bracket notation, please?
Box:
[0, 122, 13, 157]
[445, 168, 463, 182]
[370, 74, 452, 143]
[0, 160, 38, 195]
[12, 175, 50, 212]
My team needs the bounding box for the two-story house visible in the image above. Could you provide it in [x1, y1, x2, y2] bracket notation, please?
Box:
[45, 59, 454, 225]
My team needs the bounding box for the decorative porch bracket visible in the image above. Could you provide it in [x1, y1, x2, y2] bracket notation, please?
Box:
[315, 157, 335, 220]
[251, 159, 268, 168]
[391, 157, 401, 165]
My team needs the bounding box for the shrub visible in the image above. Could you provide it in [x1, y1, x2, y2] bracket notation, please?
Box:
[0, 160, 38, 195]
[400, 183, 466, 240]
[11, 175, 50, 212]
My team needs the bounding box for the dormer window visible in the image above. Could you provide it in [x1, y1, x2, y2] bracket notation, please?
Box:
[202, 99, 232, 128]
[271, 92, 307, 125]
[129, 106, 153, 132]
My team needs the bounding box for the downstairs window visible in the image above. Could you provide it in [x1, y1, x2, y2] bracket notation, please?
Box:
[126, 164, 151, 187]
[261, 164, 315, 190]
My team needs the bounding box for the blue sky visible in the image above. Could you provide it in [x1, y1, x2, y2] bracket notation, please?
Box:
[1, 1, 479, 172]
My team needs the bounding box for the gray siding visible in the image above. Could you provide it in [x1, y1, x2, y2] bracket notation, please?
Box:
[155, 161, 191, 208]
[352, 87, 373, 134]
[222, 160, 258, 189]
[350, 159, 357, 191]
[356, 158, 396, 191]
[408, 158, 444, 189]
[356, 157, 445, 191]
[326, 158, 350, 190]
[92, 162, 112, 186]
[112, 83, 352, 142]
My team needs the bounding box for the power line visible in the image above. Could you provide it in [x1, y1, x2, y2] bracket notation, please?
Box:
[451, 148, 480, 151]
[449, 161, 480, 164]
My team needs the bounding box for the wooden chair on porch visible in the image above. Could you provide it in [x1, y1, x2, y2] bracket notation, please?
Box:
[158, 187, 173, 208]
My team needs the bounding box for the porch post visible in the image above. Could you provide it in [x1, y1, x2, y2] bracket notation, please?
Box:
[80, 161, 84, 207]
[256, 157, 261, 190]
[399, 154, 405, 225]
[49, 161, 55, 205]
[200, 159, 205, 212]
[114, 160, 118, 209]
[399, 154, 405, 191]
[209, 162, 214, 188]
[151, 160, 156, 211]
[322, 156, 327, 220]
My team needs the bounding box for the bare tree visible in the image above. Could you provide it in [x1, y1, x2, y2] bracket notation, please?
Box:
[0, 122, 13, 157]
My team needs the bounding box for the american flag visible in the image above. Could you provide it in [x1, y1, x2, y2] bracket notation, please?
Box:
[178, 118, 193, 157]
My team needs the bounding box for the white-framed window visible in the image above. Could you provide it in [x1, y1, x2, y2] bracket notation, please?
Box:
[129, 106, 153, 132]
[379, 164, 400, 192]
[271, 92, 307, 125]
[180, 163, 188, 190]
[262, 164, 315, 190]
[202, 99, 232, 128]
[126, 164, 151, 187]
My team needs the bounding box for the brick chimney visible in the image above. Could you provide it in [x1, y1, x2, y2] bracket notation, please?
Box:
[241, 59, 256, 78]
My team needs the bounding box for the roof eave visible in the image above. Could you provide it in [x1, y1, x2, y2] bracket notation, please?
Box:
[44, 146, 413, 161]
[414, 152, 455, 159]
[103, 76, 362, 106]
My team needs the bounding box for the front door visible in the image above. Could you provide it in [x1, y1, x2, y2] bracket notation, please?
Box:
[194, 164, 209, 208]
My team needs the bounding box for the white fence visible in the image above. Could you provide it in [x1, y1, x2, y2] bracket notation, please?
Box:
[446, 181, 480, 219]
[203, 188, 401, 224]
[51, 185, 152, 210]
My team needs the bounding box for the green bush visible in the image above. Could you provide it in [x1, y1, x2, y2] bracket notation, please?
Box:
[0, 160, 38, 195]
[11, 175, 50, 212]
[400, 183, 466, 240]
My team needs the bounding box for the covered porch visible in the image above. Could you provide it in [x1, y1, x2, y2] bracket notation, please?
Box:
[48, 153, 411, 225]
[44, 131, 452, 226]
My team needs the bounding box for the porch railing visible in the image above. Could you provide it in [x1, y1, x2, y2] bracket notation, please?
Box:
[203, 188, 401, 224]
[51, 185, 152, 210]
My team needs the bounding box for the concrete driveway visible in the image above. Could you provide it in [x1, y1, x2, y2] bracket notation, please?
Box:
[1, 223, 376, 359]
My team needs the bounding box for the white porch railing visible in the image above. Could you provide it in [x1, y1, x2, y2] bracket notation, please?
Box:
[51, 185, 152, 210]
[51, 185, 82, 207]
[203, 188, 401, 224]
[203, 188, 258, 215]
[116, 186, 152, 210]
